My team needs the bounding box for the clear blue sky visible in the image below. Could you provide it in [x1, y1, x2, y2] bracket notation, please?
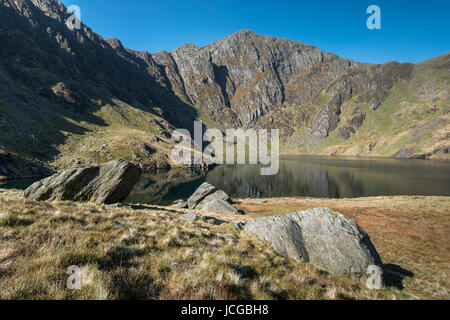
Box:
[59, 0, 449, 64]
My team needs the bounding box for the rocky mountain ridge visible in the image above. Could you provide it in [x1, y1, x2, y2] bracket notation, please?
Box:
[154, 29, 414, 137]
[0, 0, 448, 179]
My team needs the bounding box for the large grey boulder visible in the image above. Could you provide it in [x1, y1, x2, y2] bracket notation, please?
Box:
[202, 198, 238, 214]
[187, 182, 239, 213]
[196, 190, 232, 209]
[181, 213, 201, 223]
[245, 207, 383, 288]
[245, 215, 309, 262]
[24, 159, 141, 204]
[187, 182, 217, 209]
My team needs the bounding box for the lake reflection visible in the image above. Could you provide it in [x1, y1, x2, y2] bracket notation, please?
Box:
[126, 156, 450, 205]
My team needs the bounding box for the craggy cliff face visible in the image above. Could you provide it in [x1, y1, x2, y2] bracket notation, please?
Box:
[153, 30, 414, 138]
[0, 0, 448, 179]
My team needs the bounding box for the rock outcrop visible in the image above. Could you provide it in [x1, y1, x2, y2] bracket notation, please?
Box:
[245, 214, 309, 262]
[201, 198, 238, 214]
[244, 207, 383, 288]
[187, 182, 217, 209]
[24, 159, 141, 204]
[154, 30, 415, 139]
[186, 182, 239, 213]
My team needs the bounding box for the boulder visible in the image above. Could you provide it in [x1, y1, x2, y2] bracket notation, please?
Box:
[187, 182, 217, 209]
[181, 213, 201, 223]
[23, 159, 141, 204]
[202, 198, 238, 214]
[187, 182, 240, 214]
[171, 199, 188, 209]
[245, 215, 309, 262]
[244, 207, 383, 288]
[196, 190, 232, 209]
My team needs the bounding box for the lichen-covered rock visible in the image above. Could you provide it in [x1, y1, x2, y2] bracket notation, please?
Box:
[245, 215, 309, 262]
[202, 198, 238, 214]
[186, 182, 239, 213]
[196, 190, 232, 209]
[187, 182, 217, 209]
[23, 159, 141, 204]
[181, 213, 201, 222]
[244, 207, 383, 288]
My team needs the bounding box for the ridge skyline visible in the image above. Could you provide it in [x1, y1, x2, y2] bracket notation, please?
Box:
[59, 0, 450, 64]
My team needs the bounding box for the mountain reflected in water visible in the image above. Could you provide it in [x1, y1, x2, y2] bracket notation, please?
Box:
[126, 156, 450, 205]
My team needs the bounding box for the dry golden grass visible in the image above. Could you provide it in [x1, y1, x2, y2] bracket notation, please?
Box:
[236, 195, 450, 299]
[0, 189, 448, 300]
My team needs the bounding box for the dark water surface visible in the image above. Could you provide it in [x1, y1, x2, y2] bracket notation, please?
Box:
[125, 156, 450, 205]
[1, 156, 448, 205]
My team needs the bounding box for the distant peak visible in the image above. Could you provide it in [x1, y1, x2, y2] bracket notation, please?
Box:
[227, 29, 259, 40]
[172, 43, 199, 54]
[232, 29, 257, 36]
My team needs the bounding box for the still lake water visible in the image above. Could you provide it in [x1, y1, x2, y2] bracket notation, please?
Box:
[125, 156, 450, 205]
[1, 156, 448, 205]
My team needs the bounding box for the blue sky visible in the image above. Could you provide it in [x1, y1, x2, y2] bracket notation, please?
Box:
[59, 0, 450, 64]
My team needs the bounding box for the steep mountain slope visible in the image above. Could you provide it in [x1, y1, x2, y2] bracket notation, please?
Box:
[0, 0, 448, 179]
[154, 31, 449, 159]
[0, 0, 196, 179]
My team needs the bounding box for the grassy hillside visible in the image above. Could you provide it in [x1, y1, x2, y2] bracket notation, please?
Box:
[282, 54, 450, 159]
[0, 189, 448, 299]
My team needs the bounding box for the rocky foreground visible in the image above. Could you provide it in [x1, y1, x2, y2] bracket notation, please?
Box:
[0, 160, 443, 299]
[0, 187, 449, 299]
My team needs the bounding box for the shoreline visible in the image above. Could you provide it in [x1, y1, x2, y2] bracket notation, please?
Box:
[1, 153, 449, 183]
